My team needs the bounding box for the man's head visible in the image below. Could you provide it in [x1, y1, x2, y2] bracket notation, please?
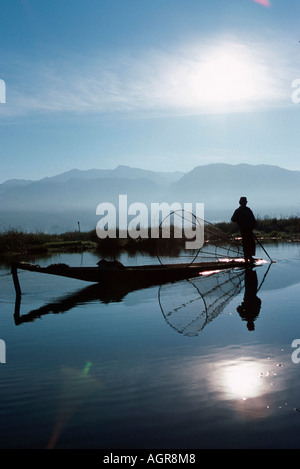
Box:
[239, 197, 247, 206]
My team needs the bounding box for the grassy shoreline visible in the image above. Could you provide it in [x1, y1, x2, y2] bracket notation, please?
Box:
[0, 216, 299, 260]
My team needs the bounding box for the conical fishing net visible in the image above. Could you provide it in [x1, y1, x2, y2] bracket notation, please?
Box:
[155, 209, 243, 265]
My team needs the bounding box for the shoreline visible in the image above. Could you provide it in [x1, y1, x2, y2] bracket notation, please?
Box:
[0, 216, 299, 261]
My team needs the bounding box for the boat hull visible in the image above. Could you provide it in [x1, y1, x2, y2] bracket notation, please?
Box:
[14, 258, 258, 285]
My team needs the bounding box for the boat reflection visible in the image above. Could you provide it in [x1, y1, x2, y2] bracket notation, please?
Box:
[13, 264, 271, 332]
[13, 276, 162, 325]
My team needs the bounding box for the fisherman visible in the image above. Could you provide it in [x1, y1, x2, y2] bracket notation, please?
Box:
[231, 197, 256, 263]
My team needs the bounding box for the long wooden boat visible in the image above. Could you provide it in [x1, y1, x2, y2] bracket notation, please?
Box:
[13, 257, 263, 286]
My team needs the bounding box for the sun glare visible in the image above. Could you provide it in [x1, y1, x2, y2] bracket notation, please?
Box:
[198, 44, 258, 104]
[163, 39, 277, 114]
[222, 360, 263, 400]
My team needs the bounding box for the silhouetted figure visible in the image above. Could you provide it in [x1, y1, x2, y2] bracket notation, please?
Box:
[231, 197, 256, 262]
[237, 269, 261, 331]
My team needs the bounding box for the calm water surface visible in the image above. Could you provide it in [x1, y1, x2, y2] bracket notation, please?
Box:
[1, 243, 300, 449]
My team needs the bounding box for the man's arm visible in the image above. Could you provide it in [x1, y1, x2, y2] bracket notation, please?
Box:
[249, 210, 256, 229]
[231, 209, 238, 223]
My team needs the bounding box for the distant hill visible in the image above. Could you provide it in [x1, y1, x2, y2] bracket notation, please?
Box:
[0, 163, 299, 233]
[168, 163, 300, 220]
[37, 165, 184, 185]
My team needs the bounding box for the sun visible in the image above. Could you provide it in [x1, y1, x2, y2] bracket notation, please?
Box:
[161, 38, 279, 113]
[198, 44, 258, 105]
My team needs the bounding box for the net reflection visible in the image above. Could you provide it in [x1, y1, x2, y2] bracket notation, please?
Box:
[158, 267, 245, 336]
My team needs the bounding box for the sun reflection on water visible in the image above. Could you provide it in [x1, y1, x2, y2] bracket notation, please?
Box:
[221, 360, 264, 400]
[209, 357, 283, 420]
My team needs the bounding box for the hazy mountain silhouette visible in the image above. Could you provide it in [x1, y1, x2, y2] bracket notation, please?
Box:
[167, 163, 300, 220]
[38, 165, 184, 185]
[0, 163, 299, 232]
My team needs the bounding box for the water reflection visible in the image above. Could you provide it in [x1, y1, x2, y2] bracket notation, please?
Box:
[208, 357, 272, 421]
[207, 352, 290, 423]
[13, 264, 271, 334]
[13, 273, 186, 325]
[221, 359, 264, 400]
[158, 267, 245, 335]
[6, 246, 300, 449]
[236, 269, 262, 331]
[159, 264, 271, 335]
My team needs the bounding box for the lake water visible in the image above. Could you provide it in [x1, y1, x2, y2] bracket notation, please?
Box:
[1, 243, 300, 450]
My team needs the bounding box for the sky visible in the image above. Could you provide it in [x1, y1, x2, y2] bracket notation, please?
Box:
[1, 0, 300, 183]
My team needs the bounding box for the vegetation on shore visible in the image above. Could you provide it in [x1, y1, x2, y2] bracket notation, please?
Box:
[215, 216, 300, 240]
[0, 216, 299, 260]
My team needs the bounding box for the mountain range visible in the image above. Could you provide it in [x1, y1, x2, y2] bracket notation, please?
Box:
[0, 163, 299, 233]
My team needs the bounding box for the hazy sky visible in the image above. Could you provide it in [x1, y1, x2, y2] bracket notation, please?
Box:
[1, 0, 300, 182]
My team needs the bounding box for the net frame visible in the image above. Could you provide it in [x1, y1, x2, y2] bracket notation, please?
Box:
[155, 210, 243, 265]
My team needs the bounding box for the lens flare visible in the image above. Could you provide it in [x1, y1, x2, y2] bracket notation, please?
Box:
[47, 362, 100, 449]
[253, 0, 271, 7]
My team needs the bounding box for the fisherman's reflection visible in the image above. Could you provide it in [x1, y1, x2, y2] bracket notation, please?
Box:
[237, 268, 261, 331]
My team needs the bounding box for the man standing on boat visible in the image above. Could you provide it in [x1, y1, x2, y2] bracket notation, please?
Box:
[231, 197, 256, 263]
